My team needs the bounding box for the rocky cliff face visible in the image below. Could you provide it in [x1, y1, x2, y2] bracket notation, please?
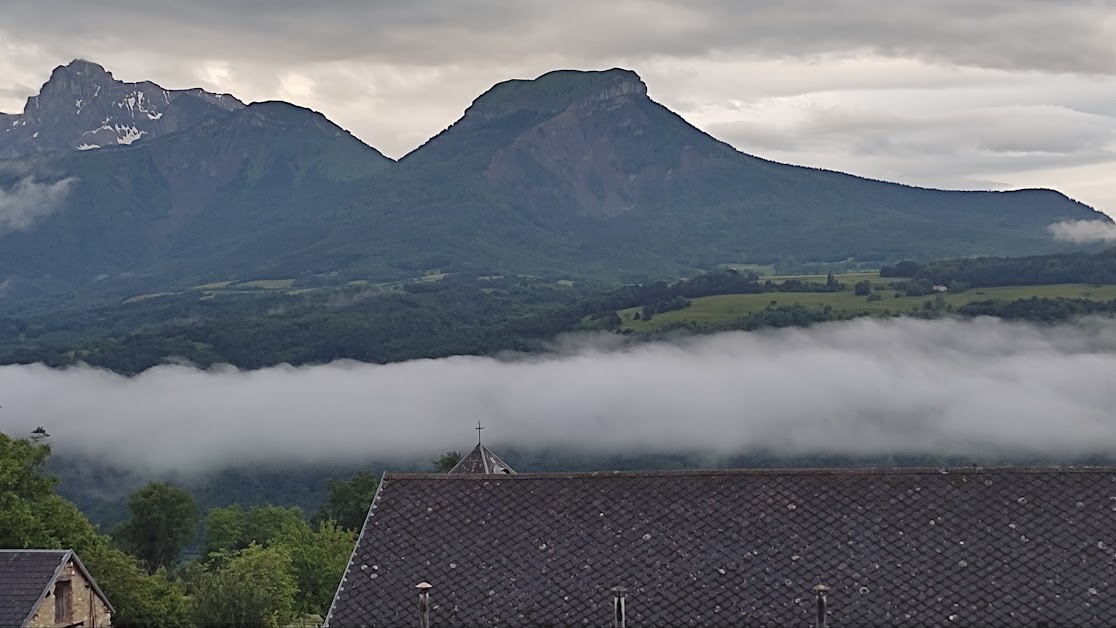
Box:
[469, 68, 723, 218]
[461, 68, 648, 122]
[0, 59, 243, 158]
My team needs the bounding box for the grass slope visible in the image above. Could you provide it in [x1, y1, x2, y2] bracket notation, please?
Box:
[619, 273, 1116, 332]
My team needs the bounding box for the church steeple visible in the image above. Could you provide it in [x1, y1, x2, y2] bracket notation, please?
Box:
[448, 422, 516, 474]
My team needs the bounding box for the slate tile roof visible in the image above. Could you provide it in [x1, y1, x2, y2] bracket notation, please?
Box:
[448, 443, 516, 475]
[0, 550, 69, 627]
[326, 467, 1116, 627]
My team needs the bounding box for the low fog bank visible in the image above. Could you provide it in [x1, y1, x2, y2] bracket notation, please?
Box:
[1048, 219, 1116, 244]
[3, 316, 1116, 472]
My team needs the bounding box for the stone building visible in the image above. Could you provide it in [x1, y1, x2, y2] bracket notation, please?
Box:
[0, 549, 114, 628]
[326, 466, 1116, 627]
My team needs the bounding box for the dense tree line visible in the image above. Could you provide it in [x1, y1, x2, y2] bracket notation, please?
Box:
[1, 429, 471, 626]
[881, 248, 1116, 288]
[957, 297, 1116, 321]
[0, 271, 839, 374]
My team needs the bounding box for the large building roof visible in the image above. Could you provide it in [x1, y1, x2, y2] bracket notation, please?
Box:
[326, 467, 1116, 627]
[0, 549, 113, 627]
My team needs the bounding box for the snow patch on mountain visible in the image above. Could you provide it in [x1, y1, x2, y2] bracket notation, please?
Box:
[0, 59, 247, 158]
[116, 126, 144, 145]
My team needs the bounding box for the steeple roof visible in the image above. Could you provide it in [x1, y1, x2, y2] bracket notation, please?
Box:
[447, 442, 515, 475]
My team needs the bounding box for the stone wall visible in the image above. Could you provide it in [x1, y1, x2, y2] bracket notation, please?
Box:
[26, 557, 112, 628]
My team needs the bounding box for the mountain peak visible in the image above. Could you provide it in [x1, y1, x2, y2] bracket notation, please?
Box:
[0, 60, 245, 158]
[464, 68, 648, 121]
[55, 58, 113, 79]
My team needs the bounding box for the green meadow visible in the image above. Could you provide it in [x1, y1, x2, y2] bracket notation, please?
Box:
[619, 273, 1116, 332]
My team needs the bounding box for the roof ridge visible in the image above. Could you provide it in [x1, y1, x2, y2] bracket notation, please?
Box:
[386, 465, 1116, 480]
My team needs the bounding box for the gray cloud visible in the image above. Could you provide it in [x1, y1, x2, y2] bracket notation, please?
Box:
[721, 105, 1114, 158]
[1, 1, 1113, 73]
[1049, 219, 1116, 243]
[706, 98, 1116, 193]
[0, 177, 75, 233]
[2, 317, 1116, 472]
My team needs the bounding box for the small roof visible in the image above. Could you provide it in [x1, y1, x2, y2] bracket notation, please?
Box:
[0, 549, 114, 627]
[447, 442, 515, 475]
[326, 467, 1116, 627]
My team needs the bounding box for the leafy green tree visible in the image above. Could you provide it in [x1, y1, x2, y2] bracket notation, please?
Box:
[314, 472, 379, 532]
[274, 519, 356, 616]
[201, 504, 305, 557]
[853, 280, 872, 296]
[0, 430, 58, 547]
[114, 482, 199, 572]
[190, 543, 298, 628]
[201, 504, 245, 557]
[0, 430, 188, 627]
[82, 542, 189, 628]
[434, 451, 462, 473]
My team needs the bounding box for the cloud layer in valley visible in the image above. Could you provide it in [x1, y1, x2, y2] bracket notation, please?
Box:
[0, 1, 1114, 216]
[0, 176, 75, 233]
[2, 317, 1115, 472]
[1049, 219, 1116, 244]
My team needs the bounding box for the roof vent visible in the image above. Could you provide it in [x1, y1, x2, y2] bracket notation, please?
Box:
[813, 584, 831, 628]
[417, 582, 433, 628]
[612, 585, 627, 628]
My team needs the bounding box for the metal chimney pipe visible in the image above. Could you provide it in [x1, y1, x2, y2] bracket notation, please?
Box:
[813, 584, 830, 628]
[612, 586, 627, 628]
[417, 582, 433, 628]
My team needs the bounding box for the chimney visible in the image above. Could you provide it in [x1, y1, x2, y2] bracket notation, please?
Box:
[813, 584, 830, 628]
[416, 582, 433, 628]
[612, 586, 627, 628]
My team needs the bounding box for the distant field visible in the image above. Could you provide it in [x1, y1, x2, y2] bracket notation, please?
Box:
[193, 280, 235, 290]
[122, 292, 176, 304]
[237, 279, 296, 290]
[620, 272, 1116, 332]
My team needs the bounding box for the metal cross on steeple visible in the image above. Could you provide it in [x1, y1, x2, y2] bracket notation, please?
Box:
[476, 420, 484, 444]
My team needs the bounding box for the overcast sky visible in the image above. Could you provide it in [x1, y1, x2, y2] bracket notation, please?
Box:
[2, 317, 1115, 471]
[1, 1, 1114, 216]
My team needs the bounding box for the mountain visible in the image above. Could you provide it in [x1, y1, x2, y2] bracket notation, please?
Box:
[0, 59, 243, 158]
[0, 63, 1108, 307]
[0, 99, 390, 301]
[386, 69, 1104, 276]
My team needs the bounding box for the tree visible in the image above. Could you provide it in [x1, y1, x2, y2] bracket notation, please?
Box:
[314, 472, 379, 532]
[273, 519, 356, 616]
[1, 431, 188, 627]
[114, 482, 199, 572]
[81, 542, 189, 628]
[201, 504, 246, 557]
[201, 504, 305, 558]
[189, 543, 297, 628]
[854, 280, 872, 296]
[434, 451, 462, 473]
